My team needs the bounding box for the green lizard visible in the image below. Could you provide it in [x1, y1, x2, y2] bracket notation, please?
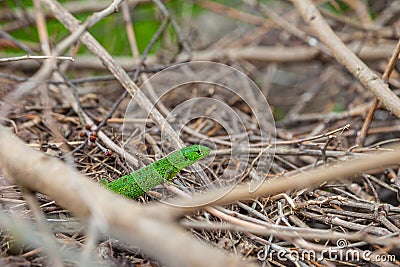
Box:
[102, 145, 210, 198]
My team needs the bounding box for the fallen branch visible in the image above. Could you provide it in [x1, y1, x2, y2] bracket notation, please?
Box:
[3, 43, 397, 70]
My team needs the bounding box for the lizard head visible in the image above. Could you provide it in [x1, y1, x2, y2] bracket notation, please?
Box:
[163, 145, 211, 171]
[180, 145, 211, 162]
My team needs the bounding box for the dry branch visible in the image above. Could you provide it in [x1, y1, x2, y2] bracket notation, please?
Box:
[3, 43, 397, 70]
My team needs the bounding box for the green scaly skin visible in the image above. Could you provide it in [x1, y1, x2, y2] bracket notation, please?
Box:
[103, 145, 210, 199]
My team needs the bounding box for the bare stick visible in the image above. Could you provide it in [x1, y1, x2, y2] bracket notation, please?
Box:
[33, 0, 51, 55]
[291, 0, 400, 118]
[152, 0, 192, 58]
[5, 43, 399, 71]
[357, 38, 400, 146]
[0, 30, 36, 55]
[0, 54, 74, 62]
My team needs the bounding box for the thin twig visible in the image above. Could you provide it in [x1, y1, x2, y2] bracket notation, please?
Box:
[152, 0, 192, 59]
[0, 54, 74, 62]
[0, 30, 36, 55]
[357, 38, 400, 146]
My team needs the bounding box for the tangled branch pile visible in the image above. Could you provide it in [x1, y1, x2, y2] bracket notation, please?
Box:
[1, 1, 400, 266]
